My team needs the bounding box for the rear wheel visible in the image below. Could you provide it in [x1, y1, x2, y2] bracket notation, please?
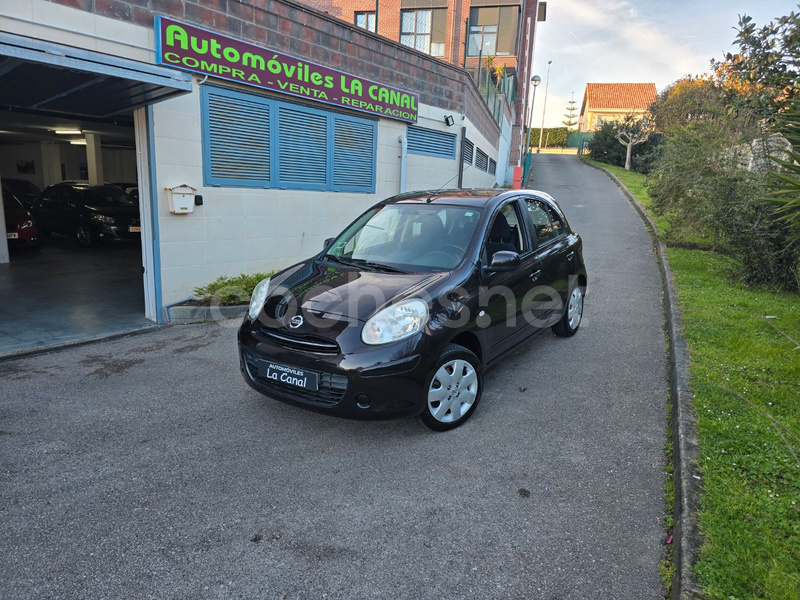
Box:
[552, 284, 584, 337]
[420, 344, 482, 431]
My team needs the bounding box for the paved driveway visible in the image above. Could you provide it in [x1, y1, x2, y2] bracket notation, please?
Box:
[0, 156, 668, 599]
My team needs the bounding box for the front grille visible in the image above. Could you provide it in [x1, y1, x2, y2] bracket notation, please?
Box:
[243, 351, 347, 407]
[256, 327, 340, 354]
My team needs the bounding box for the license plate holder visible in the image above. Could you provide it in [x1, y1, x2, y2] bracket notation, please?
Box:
[258, 359, 319, 392]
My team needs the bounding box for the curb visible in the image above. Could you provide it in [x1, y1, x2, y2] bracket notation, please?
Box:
[167, 304, 246, 325]
[582, 159, 703, 599]
[0, 324, 162, 363]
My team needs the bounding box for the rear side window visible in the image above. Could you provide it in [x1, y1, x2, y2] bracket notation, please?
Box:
[524, 198, 564, 246]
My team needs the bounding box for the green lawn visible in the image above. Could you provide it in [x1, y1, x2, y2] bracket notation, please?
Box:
[587, 158, 800, 599]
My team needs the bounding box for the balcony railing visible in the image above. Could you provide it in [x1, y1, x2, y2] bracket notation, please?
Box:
[465, 62, 517, 127]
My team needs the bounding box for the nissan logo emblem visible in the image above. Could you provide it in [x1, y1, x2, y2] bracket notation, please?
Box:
[288, 315, 304, 329]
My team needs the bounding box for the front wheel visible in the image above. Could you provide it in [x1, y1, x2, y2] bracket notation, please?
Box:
[420, 344, 482, 432]
[552, 285, 584, 337]
[76, 225, 93, 247]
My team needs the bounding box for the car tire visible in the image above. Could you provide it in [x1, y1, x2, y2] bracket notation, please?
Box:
[552, 284, 584, 337]
[420, 343, 483, 432]
[41, 228, 51, 238]
[76, 225, 93, 247]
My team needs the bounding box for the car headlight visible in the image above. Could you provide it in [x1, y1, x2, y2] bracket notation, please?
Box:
[362, 299, 429, 345]
[19, 220, 34, 229]
[90, 214, 115, 224]
[248, 277, 272, 322]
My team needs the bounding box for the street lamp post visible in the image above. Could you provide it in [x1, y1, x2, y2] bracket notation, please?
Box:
[537, 59, 552, 154]
[526, 75, 541, 155]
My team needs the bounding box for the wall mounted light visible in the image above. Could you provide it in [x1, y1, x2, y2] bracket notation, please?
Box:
[444, 115, 455, 127]
[54, 129, 82, 135]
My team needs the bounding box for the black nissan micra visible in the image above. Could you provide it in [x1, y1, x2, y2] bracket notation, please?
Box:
[238, 189, 587, 431]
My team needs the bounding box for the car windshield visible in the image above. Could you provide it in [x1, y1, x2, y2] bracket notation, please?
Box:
[6, 179, 40, 197]
[2, 189, 24, 211]
[325, 204, 483, 273]
[81, 188, 137, 207]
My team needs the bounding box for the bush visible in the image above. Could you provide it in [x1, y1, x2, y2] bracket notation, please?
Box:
[587, 122, 660, 172]
[193, 272, 274, 306]
[528, 126, 568, 148]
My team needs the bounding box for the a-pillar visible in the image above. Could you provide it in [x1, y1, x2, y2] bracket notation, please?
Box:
[40, 142, 62, 187]
[85, 133, 103, 185]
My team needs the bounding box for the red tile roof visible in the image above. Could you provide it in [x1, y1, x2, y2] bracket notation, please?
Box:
[580, 83, 657, 114]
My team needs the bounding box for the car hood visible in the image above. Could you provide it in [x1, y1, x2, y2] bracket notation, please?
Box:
[266, 258, 450, 323]
[4, 206, 31, 226]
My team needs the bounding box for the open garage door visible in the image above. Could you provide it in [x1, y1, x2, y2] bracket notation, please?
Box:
[0, 32, 191, 355]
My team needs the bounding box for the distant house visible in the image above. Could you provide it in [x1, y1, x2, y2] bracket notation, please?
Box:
[579, 83, 657, 132]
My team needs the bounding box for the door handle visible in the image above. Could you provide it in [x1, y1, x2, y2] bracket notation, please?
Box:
[529, 270, 541, 281]
[566, 251, 575, 261]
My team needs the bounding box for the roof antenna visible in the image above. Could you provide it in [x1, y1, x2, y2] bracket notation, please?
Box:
[426, 167, 469, 202]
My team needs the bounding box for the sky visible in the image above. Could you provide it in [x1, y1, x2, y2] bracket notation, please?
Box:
[528, 0, 797, 128]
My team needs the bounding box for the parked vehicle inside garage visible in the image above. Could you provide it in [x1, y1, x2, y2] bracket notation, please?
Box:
[3, 185, 41, 250]
[239, 189, 587, 431]
[32, 182, 141, 247]
[2, 178, 41, 210]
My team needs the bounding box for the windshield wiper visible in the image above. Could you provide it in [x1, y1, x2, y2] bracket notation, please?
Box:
[349, 259, 409, 274]
[324, 254, 376, 271]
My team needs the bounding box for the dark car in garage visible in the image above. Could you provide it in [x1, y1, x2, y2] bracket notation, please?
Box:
[238, 189, 587, 431]
[3, 185, 41, 250]
[32, 182, 141, 247]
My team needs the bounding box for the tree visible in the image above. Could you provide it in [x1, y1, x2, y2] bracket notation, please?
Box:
[615, 113, 652, 171]
[722, 9, 800, 120]
[562, 92, 578, 130]
[650, 76, 722, 134]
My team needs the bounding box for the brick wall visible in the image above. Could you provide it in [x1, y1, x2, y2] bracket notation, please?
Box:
[47, 0, 500, 144]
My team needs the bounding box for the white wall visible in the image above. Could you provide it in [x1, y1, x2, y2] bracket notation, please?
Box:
[154, 81, 414, 303]
[462, 115, 501, 189]
[153, 81, 507, 303]
[0, 142, 42, 188]
[0, 142, 136, 188]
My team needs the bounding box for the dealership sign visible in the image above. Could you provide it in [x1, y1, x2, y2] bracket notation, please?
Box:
[155, 17, 418, 123]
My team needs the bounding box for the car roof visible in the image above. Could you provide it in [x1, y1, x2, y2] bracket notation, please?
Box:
[383, 188, 557, 210]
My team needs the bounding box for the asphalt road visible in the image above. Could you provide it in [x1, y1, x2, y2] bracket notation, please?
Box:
[0, 155, 668, 599]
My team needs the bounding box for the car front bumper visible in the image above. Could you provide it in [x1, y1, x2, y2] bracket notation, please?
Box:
[238, 319, 434, 420]
[91, 223, 141, 242]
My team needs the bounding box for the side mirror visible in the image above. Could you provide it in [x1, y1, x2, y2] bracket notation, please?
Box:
[485, 250, 520, 272]
[323, 237, 335, 250]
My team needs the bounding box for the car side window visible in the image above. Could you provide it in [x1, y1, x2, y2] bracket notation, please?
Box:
[524, 198, 562, 246]
[485, 202, 527, 260]
[544, 204, 564, 238]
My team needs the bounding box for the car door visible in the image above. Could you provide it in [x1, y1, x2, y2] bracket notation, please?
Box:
[34, 185, 64, 233]
[481, 199, 543, 354]
[522, 196, 571, 325]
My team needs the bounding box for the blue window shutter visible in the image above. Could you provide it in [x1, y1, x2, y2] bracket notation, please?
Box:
[407, 125, 457, 159]
[332, 116, 376, 192]
[202, 87, 271, 186]
[277, 104, 328, 189]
